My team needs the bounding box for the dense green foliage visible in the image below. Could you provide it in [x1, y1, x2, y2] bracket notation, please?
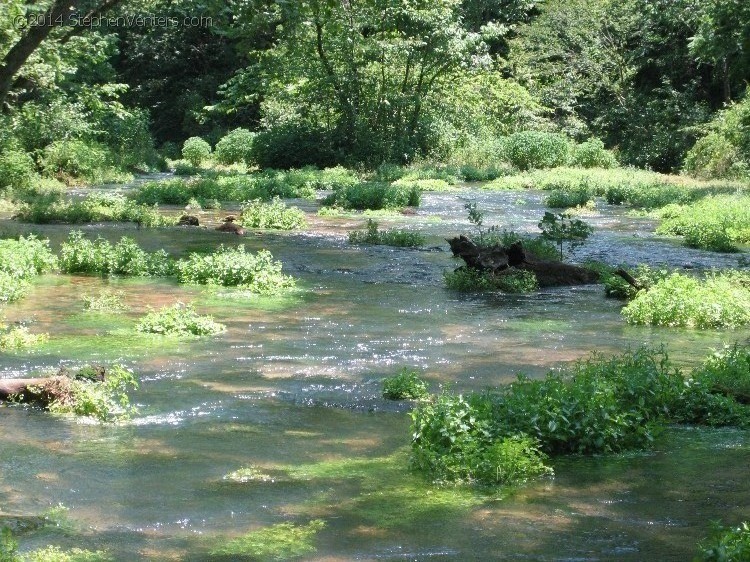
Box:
[181, 137, 212, 167]
[382, 370, 430, 400]
[697, 521, 750, 562]
[239, 198, 307, 230]
[214, 128, 256, 165]
[0, 236, 57, 306]
[411, 347, 750, 484]
[210, 520, 326, 559]
[59, 232, 173, 277]
[538, 212, 593, 259]
[444, 268, 539, 294]
[656, 196, 750, 252]
[622, 271, 750, 329]
[136, 303, 226, 336]
[176, 246, 295, 295]
[0, 325, 48, 351]
[348, 220, 425, 248]
[17, 194, 176, 227]
[323, 182, 421, 211]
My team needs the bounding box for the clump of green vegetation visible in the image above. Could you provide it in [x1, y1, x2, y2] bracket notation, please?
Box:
[656, 195, 750, 252]
[545, 188, 593, 209]
[411, 346, 750, 485]
[215, 128, 256, 165]
[392, 178, 456, 192]
[41, 365, 139, 422]
[210, 520, 326, 560]
[696, 344, 750, 403]
[136, 303, 226, 336]
[569, 138, 618, 169]
[40, 139, 130, 185]
[503, 131, 570, 171]
[82, 291, 128, 313]
[444, 268, 539, 293]
[382, 369, 429, 400]
[0, 325, 48, 351]
[696, 521, 750, 561]
[348, 219, 425, 247]
[478, 229, 559, 261]
[538, 212, 593, 260]
[182, 136, 212, 167]
[622, 271, 750, 329]
[58, 231, 174, 277]
[239, 198, 307, 230]
[283, 165, 360, 191]
[0, 236, 57, 306]
[16, 194, 176, 227]
[176, 246, 295, 295]
[598, 264, 671, 300]
[0, 528, 111, 562]
[323, 181, 421, 211]
[0, 149, 38, 196]
[223, 466, 276, 483]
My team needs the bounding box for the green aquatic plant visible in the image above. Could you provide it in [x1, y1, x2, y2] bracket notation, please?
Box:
[382, 369, 429, 400]
[348, 219, 425, 248]
[82, 291, 128, 313]
[322, 181, 420, 210]
[545, 188, 593, 209]
[411, 346, 750, 485]
[0, 325, 48, 351]
[697, 521, 750, 562]
[0, 236, 57, 306]
[621, 271, 750, 328]
[444, 268, 538, 294]
[239, 198, 307, 230]
[59, 232, 174, 277]
[136, 303, 226, 336]
[696, 344, 750, 403]
[210, 520, 325, 560]
[176, 245, 295, 295]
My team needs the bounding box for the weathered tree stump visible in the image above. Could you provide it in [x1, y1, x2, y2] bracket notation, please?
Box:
[447, 235, 599, 288]
[178, 215, 200, 226]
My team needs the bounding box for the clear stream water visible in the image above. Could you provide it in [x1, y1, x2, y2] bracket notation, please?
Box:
[1, 184, 749, 560]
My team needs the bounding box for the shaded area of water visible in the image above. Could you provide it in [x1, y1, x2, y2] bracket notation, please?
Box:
[1, 183, 749, 560]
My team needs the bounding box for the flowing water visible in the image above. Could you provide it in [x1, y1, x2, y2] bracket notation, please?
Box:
[1, 184, 749, 560]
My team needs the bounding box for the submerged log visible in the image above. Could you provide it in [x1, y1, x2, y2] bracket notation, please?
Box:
[0, 376, 74, 406]
[447, 235, 599, 288]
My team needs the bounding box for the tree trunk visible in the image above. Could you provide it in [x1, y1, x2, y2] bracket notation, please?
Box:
[0, 376, 71, 406]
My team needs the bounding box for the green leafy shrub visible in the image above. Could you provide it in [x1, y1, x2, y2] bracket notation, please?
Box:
[82, 290, 128, 313]
[58, 231, 174, 277]
[17, 545, 111, 562]
[382, 369, 429, 400]
[444, 268, 538, 293]
[210, 520, 326, 559]
[239, 198, 307, 230]
[622, 272, 750, 328]
[0, 325, 48, 351]
[684, 133, 746, 180]
[283, 166, 359, 191]
[0, 150, 37, 194]
[17, 194, 176, 227]
[656, 195, 750, 252]
[215, 128, 256, 165]
[545, 188, 593, 209]
[176, 245, 295, 294]
[697, 521, 750, 561]
[136, 303, 226, 336]
[478, 230, 559, 261]
[411, 346, 750, 485]
[570, 138, 618, 169]
[46, 365, 138, 422]
[40, 140, 115, 184]
[600, 264, 671, 300]
[348, 219, 425, 247]
[251, 122, 336, 169]
[696, 344, 750, 403]
[323, 181, 421, 210]
[0, 236, 57, 305]
[182, 137, 212, 167]
[503, 131, 570, 171]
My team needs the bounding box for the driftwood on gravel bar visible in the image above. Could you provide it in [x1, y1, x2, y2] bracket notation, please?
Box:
[447, 235, 600, 288]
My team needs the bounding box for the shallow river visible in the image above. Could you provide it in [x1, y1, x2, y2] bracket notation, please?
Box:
[1, 184, 748, 560]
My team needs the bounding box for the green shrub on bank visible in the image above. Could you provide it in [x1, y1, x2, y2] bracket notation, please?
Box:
[215, 128, 255, 165]
[58, 231, 174, 277]
[17, 194, 177, 227]
[696, 521, 750, 561]
[382, 369, 430, 400]
[411, 346, 750, 485]
[0, 150, 37, 194]
[503, 131, 570, 171]
[40, 140, 126, 185]
[176, 245, 295, 294]
[570, 138, 618, 169]
[136, 303, 226, 336]
[545, 188, 593, 209]
[323, 181, 421, 210]
[656, 195, 750, 252]
[444, 268, 538, 293]
[348, 219, 425, 247]
[622, 271, 750, 328]
[182, 137, 212, 167]
[239, 198, 307, 230]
